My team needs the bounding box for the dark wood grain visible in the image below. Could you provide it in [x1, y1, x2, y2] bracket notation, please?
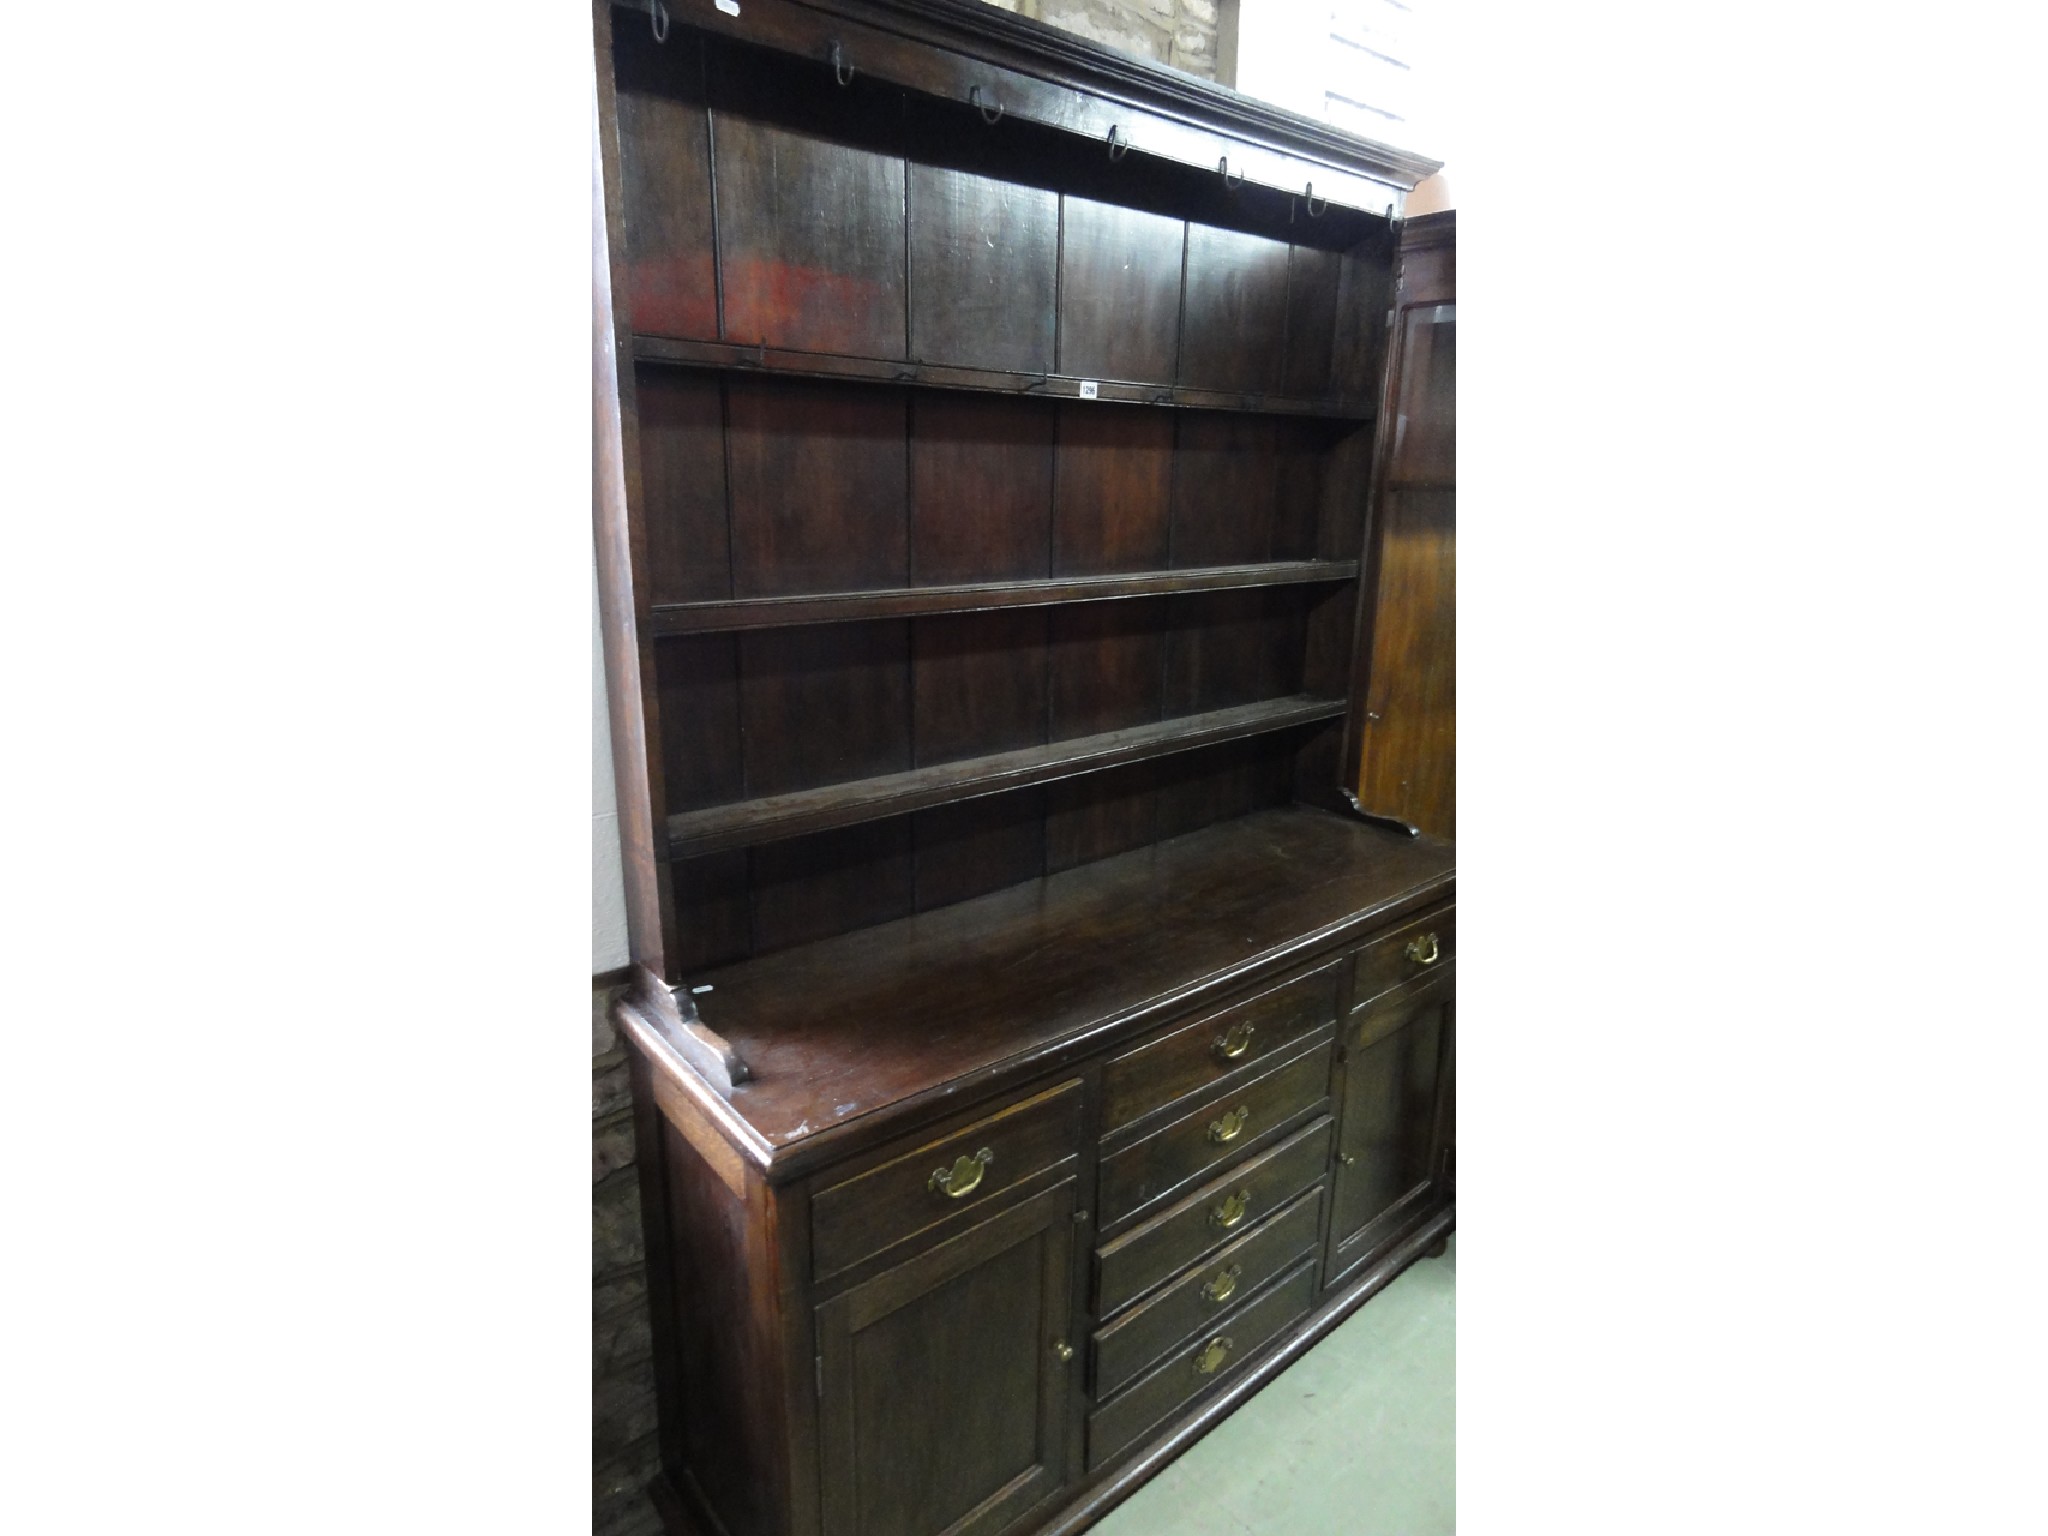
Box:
[737, 620, 910, 796]
[648, 1116, 789, 1536]
[1052, 405, 1174, 575]
[619, 0, 1440, 218]
[1044, 758, 1158, 875]
[648, 560, 1359, 634]
[636, 370, 732, 603]
[671, 849, 752, 974]
[1101, 961, 1343, 1134]
[1169, 413, 1279, 568]
[594, 10, 681, 983]
[1329, 248, 1392, 400]
[1095, 1117, 1332, 1317]
[748, 818, 914, 954]
[1152, 734, 1294, 844]
[909, 163, 1059, 373]
[1087, 1260, 1315, 1470]
[1328, 975, 1449, 1279]
[684, 809, 1451, 1159]
[1353, 214, 1452, 836]
[1057, 196, 1185, 384]
[1281, 246, 1342, 399]
[596, 14, 1446, 1534]
[810, 1078, 1084, 1280]
[1090, 1186, 1323, 1400]
[912, 609, 1049, 766]
[1388, 305, 1456, 487]
[657, 635, 743, 812]
[1164, 588, 1303, 716]
[816, 1180, 1079, 1536]
[725, 379, 908, 597]
[910, 393, 1055, 585]
[913, 789, 1046, 911]
[616, 84, 720, 340]
[1047, 596, 1166, 739]
[1269, 419, 1332, 562]
[669, 695, 1344, 859]
[1350, 901, 1454, 1010]
[714, 114, 906, 357]
[1178, 223, 1291, 395]
[1096, 1039, 1333, 1228]
[634, 334, 1377, 417]
[1356, 492, 1453, 835]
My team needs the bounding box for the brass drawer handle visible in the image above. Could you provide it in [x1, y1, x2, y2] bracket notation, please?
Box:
[1404, 933, 1441, 965]
[929, 1147, 993, 1199]
[1210, 1189, 1251, 1230]
[1214, 1021, 1255, 1061]
[1208, 1105, 1251, 1144]
[1193, 1336, 1234, 1375]
[1202, 1264, 1242, 1305]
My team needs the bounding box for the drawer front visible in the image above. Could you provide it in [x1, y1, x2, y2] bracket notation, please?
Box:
[1095, 1116, 1332, 1318]
[1351, 902, 1455, 1011]
[811, 1079, 1086, 1281]
[1087, 1259, 1318, 1470]
[1090, 1185, 1324, 1400]
[1101, 961, 1343, 1134]
[1097, 1039, 1333, 1229]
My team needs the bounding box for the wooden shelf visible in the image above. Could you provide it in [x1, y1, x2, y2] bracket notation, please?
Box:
[666, 695, 1347, 859]
[633, 334, 1376, 421]
[649, 562, 1359, 636]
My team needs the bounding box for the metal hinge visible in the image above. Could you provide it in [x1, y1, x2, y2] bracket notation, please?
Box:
[815, 1355, 824, 1397]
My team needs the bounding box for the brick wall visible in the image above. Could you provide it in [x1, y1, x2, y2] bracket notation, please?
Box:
[593, 980, 663, 1536]
[982, 0, 1221, 81]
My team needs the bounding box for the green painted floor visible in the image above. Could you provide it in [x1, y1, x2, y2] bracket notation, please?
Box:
[1091, 1235, 1456, 1536]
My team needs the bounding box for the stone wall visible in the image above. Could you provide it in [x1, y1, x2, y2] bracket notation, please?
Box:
[593, 980, 663, 1536]
[981, 0, 1221, 81]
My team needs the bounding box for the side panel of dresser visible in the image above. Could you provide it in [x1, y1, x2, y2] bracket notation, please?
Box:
[628, 1047, 820, 1536]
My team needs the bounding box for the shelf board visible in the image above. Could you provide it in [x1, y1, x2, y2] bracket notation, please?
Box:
[666, 695, 1347, 860]
[649, 562, 1359, 636]
[632, 334, 1375, 422]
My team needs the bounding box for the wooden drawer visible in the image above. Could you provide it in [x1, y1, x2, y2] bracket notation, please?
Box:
[1351, 903, 1455, 1010]
[1095, 1116, 1331, 1318]
[811, 1080, 1085, 1282]
[1096, 1039, 1333, 1228]
[1101, 961, 1343, 1134]
[1087, 1259, 1318, 1470]
[1090, 1185, 1324, 1401]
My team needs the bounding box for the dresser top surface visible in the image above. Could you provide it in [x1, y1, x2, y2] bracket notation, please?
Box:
[687, 806, 1454, 1158]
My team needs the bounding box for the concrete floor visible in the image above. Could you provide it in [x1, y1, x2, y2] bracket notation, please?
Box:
[1091, 1234, 1456, 1536]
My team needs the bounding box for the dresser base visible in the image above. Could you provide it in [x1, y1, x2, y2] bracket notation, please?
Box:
[646, 1202, 1454, 1536]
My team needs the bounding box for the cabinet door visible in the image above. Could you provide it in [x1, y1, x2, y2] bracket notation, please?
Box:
[1327, 973, 1453, 1283]
[816, 1179, 1080, 1536]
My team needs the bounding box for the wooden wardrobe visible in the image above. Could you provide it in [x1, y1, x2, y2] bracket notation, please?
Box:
[591, 4, 1456, 1533]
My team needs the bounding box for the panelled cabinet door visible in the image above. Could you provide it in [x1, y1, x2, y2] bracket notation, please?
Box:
[816, 1180, 1080, 1536]
[1327, 971, 1453, 1283]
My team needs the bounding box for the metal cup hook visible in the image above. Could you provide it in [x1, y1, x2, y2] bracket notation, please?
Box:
[1107, 125, 1130, 162]
[829, 40, 855, 86]
[650, 0, 669, 43]
[970, 86, 1004, 125]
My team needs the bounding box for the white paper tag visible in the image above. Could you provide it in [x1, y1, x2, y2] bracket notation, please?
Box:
[1078, 380, 1099, 399]
[715, 0, 740, 15]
